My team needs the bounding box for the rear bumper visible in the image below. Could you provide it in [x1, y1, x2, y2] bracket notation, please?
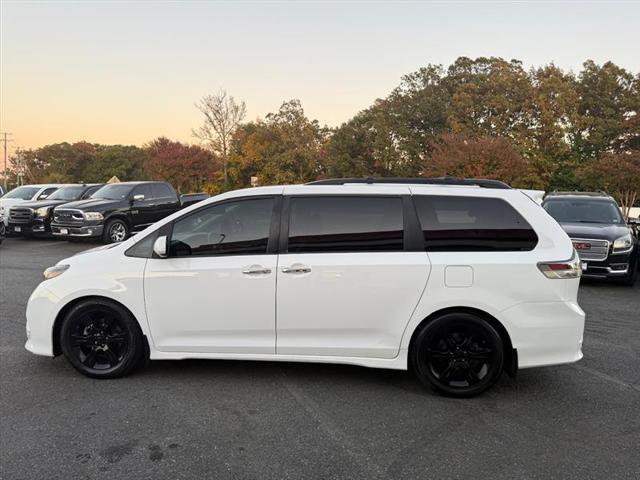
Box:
[51, 224, 104, 238]
[499, 300, 585, 369]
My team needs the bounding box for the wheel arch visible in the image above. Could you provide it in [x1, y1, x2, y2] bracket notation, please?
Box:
[52, 295, 149, 359]
[104, 213, 131, 227]
[407, 306, 517, 376]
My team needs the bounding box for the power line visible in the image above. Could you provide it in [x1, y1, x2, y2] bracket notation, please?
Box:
[0, 132, 14, 191]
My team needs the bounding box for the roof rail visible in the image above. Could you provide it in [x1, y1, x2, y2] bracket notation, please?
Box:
[306, 177, 512, 189]
[547, 191, 611, 198]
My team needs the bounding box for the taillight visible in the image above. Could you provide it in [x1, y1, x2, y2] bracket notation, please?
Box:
[538, 250, 582, 279]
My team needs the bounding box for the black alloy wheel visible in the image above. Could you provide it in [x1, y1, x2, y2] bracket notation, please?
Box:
[60, 299, 144, 378]
[412, 313, 504, 397]
[103, 218, 129, 244]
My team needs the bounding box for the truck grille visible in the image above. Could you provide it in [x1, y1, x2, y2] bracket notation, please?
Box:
[9, 207, 34, 223]
[571, 238, 609, 261]
[53, 209, 85, 226]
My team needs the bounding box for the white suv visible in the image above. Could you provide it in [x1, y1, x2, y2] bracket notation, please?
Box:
[25, 178, 585, 397]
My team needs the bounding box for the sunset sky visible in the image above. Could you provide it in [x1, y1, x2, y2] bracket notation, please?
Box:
[1, 1, 639, 156]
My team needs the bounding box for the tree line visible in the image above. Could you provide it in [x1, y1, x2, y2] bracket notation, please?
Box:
[7, 57, 639, 210]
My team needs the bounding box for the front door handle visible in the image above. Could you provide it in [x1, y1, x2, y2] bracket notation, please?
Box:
[242, 265, 272, 275]
[282, 264, 311, 274]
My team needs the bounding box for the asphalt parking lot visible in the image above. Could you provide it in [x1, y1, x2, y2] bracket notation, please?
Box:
[1, 237, 639, 480]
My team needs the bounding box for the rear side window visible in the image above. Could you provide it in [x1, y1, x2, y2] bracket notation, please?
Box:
[287, 196, 404, 253]
[152, 183, 175, 199]
[414, 195, 538, 252]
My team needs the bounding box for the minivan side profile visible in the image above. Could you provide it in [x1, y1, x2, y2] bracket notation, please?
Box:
[25, 179, 585, 397]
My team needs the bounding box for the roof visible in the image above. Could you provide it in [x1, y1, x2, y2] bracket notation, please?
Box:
[545, 191, 614, 201]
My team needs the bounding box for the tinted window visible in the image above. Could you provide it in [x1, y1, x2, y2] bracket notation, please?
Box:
[414, 195, 537, 251]
[152, 183, 175, 199]
[48, 186, 85, 200]
[169, 198, 274, 256]
[91, 184, 134, 200]
[133, 184, 154, 200]
[543, 199, 624, 224]
[287, 196, 404, 253]
[37, 187, 58, 200]
[82, 185, 102, 199]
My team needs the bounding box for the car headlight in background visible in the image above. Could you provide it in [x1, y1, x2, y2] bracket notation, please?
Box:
[35, 207, 50, 218]
[43, 264, 70, 280]
[612, 233, 633, 253]
[84, 212, 103, 221]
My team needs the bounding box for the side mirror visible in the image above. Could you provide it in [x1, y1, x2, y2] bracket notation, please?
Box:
[38, 195, 48, 200]
[132, 194, 145, 202]
[153, 235, 168, 258]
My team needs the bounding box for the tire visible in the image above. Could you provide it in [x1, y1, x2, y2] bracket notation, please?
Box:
[102, 218, 129, 244]
[59, 299, 144, 379]
[411, 312, 504, 397]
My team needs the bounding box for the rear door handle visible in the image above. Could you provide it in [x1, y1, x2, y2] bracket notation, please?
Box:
[282, 264, 311, 274]
[242, 265, 272, 275]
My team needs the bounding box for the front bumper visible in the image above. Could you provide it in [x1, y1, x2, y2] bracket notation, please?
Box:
[579, 250, 635, 279]
[51, 223, 104, 238]
[25, 283, 61, 357]
[8, 219, 48, 235]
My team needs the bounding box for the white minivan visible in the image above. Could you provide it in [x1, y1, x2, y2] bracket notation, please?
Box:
[25, 178, 585, 397]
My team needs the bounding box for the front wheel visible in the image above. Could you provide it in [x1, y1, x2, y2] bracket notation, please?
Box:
[59, 299, 144, 378]
[102, 218, 129, 244]
[411, 313, 504, 397]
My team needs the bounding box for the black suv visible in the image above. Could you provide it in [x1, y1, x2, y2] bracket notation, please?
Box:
[7, 184, 103, 236]
[51, 181, 208, 243]
[542, 192, 638, 285]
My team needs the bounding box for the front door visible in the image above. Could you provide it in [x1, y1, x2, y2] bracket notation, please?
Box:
[144, 196, 279, 353]
[130, 184, 157, 229]
[276, 195, 430, 359]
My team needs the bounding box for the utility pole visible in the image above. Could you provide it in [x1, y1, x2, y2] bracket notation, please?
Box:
[1, 132, 13, 191]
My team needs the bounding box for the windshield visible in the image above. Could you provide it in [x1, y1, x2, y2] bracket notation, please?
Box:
[48, 186, 85, 201]
[543, 199, 624, 224]
[1, 186, 41, 200]
[90, 184, 133, 200]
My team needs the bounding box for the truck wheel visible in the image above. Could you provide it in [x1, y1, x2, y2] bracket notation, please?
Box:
[103, 219, 129, 244]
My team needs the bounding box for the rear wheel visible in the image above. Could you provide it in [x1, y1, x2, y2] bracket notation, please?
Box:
[411, 312, 504, 397]
[59, 299, 144, 378]
[103, 218, 129, 244]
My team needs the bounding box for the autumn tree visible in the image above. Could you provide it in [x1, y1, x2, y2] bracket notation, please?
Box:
[81, 145, 147, 182]
[578, 151, 640, 219]
[145, 137, 217, 193]
[192, 90, 246, 187]
[229, 100, 329, 186]
[422, 134, 539, 188]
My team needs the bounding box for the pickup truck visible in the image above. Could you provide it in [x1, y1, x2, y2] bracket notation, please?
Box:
[51, 181, 208, 243]
[7, 183, 104, 236]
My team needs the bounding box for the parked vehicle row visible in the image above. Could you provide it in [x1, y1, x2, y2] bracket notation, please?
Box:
[0, 181, 208, 244]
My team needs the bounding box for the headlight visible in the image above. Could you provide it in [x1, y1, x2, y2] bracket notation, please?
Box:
[43, 264, 70, 280]
[35, 207, 50, 218]
[612, 233, 633, 252]
[84, 212, 103, 221]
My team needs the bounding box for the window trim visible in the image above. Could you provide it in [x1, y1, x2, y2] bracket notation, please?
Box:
[165, 195, 281, 258]
[412, 194, 539, 253]
[280, 194, 415, 254]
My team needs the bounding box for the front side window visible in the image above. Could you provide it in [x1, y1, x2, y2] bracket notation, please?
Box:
[287, 196, 404, 253]
[37, 187, 58, 199]
[48, 186, 85, 201]
[91, 184, 134, 200]
[132, 184, 154, 200]
[169, 198, 274, 256]
[414, 195, 538, 252]
[543, 199, 624, 224]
